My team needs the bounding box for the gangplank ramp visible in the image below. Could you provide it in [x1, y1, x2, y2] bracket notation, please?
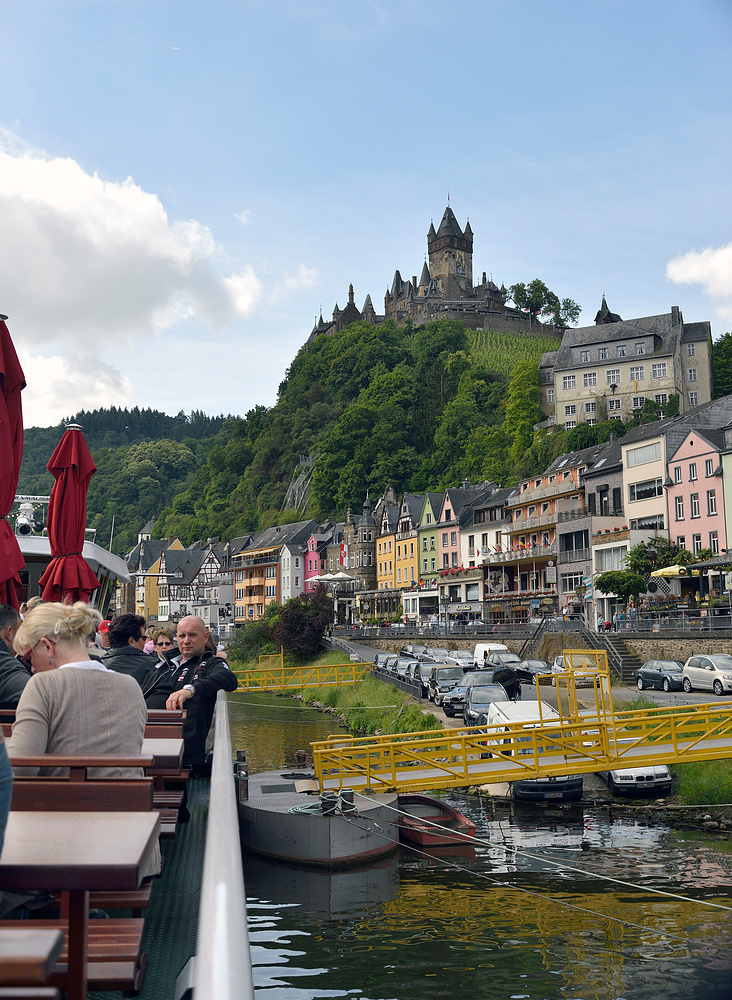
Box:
[311, 649, 732, 793]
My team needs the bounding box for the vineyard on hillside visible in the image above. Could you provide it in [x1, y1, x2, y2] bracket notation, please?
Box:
[469, 328, 560, 377]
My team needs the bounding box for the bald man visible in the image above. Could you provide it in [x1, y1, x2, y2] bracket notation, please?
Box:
[141, 615, 237, 768]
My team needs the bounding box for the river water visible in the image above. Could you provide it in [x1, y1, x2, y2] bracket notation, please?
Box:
[228, 691, 732, 1000]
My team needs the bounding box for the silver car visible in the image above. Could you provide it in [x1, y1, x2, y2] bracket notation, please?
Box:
[682, 654, 732, 696]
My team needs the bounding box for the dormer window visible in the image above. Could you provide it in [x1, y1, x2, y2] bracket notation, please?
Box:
[445, 508, 451, 520]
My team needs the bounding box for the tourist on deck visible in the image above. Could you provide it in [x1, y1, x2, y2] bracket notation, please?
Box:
[8, 601, 160, 878]
[142, 615, 237, 769]
[151, 627, 175, 662]
[0, 604, 31, 710]
[102, 614, 158, 684]
[97, 619, 112, 648]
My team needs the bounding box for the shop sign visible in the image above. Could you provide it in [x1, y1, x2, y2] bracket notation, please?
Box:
[456, 604, 471, 612]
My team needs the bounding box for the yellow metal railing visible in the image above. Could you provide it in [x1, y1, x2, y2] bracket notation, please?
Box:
[310, 650, 732, 791]
[233, 660, 371, 691]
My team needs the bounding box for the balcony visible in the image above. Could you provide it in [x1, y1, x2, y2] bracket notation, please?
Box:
[593, 528, 630, 544]
[488, 542, 558, 564]
[558, 547, 591, 565]
[506, 479, 581, 507]
[508, 512, 558, 532]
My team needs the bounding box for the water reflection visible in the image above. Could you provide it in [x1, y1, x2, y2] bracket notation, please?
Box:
[232, 693, 732, 1000]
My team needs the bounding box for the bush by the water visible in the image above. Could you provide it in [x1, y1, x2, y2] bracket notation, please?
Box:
[300, 678, 442, 736]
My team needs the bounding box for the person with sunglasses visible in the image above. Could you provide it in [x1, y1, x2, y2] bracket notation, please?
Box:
[101, 614, 158, 686]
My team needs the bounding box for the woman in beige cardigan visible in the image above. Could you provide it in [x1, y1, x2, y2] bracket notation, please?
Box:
[10, 601, 160, 877]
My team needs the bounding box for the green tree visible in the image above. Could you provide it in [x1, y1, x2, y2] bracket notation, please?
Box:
[508, 279, 580, 328]
[625, 534, 680, 576]
[594, 571, 648, 604]
[712, 332, 732, 398]
[503, 360, 542, 478]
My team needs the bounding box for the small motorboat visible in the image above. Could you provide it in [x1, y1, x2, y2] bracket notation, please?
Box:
[397, 793, 475, 847]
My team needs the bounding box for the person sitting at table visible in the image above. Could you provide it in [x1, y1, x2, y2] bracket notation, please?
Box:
[151, 627, 175, 662]
[102, 613, 158, 685]
[6, 601, 160, 901]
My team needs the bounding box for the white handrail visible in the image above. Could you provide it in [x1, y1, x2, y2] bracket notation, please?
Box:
[194, 690, 254, 1000]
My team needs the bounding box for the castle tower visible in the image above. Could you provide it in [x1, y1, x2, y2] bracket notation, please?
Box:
[427, 207, 474, 298]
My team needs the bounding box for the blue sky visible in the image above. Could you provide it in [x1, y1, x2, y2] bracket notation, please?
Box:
[2, 0, 731, 427]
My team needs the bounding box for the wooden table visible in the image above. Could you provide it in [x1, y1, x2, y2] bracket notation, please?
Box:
[141, 738, 184, 772]
[0, 927, 64, 985]
[0, 811, 160, 1000]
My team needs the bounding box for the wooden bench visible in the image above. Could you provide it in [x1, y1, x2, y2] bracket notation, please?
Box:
[0, 927, 63, 987]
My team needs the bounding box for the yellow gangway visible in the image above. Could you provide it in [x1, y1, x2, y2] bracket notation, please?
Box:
[233, 649, 371, 691]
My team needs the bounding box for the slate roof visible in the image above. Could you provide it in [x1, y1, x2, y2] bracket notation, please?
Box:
[163, 547, 209, 586]
[127, 538, 169, 573]
[242, 519, 318, 554]
[553, 309, 689, 372]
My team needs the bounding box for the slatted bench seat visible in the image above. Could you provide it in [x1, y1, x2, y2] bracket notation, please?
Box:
[0, 927, 63, 987]
[0, 989, 60, 998]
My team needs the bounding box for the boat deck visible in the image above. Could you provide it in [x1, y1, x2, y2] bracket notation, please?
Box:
[88, 775, 209, 1000]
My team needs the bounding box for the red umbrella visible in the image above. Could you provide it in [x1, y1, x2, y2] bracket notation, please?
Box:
[0, 318, 26, 610]
[38, 424, 101, 605]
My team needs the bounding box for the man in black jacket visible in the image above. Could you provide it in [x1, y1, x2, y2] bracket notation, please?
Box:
[141, 615, 238, 767]
[102, 614, 157, 684]
[0, 604, 30, 710]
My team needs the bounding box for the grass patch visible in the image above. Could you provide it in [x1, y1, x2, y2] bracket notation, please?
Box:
[299, 677, 442, 736]
[671, 759, 732, 805]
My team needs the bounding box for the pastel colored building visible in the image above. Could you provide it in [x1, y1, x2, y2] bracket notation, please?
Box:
[666, 429, 725, 556]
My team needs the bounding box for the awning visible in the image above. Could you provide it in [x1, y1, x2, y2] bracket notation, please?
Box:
[650, 564, 700, 578]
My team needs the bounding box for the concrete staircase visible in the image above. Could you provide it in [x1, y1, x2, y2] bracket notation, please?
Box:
[602, 635, 643, 684]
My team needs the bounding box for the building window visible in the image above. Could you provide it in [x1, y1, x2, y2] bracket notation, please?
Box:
[630, 365, 645, 381]
[635, 342, 645, 355]
[430, 558, 436, 571]
[442, 532, 448, 546]
[547, 388, 555, 403]
[397, 569, 401, 583]
[583, 372, 597, 387]
[606, 368, 621, 385]
[608, 398, 621, 412]
[598, 348, 608, 360]
[628, 478, 663, 502]
[632, 396, 646, 409]
[710, 531, 719, 554]
[654, 393, 668, 405]
[450, 531, 457, 546]
[561, 572, 584, 593]
[676, 535, 686, 550]
[688, 368, 697, 382]
[689, 391, 699, 406]
[628, 442, 661, 466]
[423, 559, 427, 572]
[580, 350, 590, 363]
[564, 420, 577, 429]
[705, 458, 714, 477]
[690, 493, 700, 518]
[564, 404, 576, 416]
[451, 551, 458, 567]
[426, 513, 432, 524]
[674, 466, 682, 483]
[562, 375, 577, 390]
[687, 343, 696, 357]
[445, 508, 452, 520]
[707, 490, 717, 515]
[616, 344, 627, 357]
[693, 533, 702, 554]
[585, 401, 597, 413]
[651, 363, 667, 378]
[443, 554, 449, 568]
[586, 418, 597, 425]
[675, 496, 684, 520]
[689, 463, 697, 481]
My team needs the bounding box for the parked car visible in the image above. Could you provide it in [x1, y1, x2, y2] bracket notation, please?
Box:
[394, 657, 419, 678]
[427, 648, 450, 662]
[416, 661, 436, 697]
[442, 670, 500, 717]
[463, 683, 510, 725]
[634, 659, 684, 692]
[373, 652, 391, 669]
[515, 659, 552, 685]
[598, 765, 672, 796]
[382, 654, 399, 673]
[486, 651, 522, 671]
[427, 665, 465, 705]
[445, 650, 474, 668]
[682, 654, 732, 696]
[473, 642, 509, 668]
[400, 644, 428, 659]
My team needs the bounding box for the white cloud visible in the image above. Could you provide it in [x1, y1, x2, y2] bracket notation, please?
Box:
[667, 242, 732, 322]
[18, 349, 133, 428]
[234, 209, 251, 225]
[282, 265, 319, 291]
[0, 135, 261, 352]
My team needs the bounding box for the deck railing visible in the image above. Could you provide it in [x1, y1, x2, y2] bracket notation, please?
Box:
[193, 690, 254, 1000]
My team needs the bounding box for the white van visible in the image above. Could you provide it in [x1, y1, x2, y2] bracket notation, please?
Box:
[473, 642, 509, 669]
[480, 701, 583, 802]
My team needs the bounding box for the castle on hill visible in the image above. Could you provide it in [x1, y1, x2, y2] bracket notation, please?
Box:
[306, 206, 551, 346]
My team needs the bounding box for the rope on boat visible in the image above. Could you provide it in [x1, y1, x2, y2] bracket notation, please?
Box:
[352, 790, 732, 913]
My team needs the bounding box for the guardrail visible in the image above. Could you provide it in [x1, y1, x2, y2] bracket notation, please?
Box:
[191, 690, 254, 1000]
[370, 665, 422, 699]
[233, 662, 371, 691]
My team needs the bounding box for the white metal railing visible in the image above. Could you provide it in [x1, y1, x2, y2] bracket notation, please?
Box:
[193, 691, 254, 1000]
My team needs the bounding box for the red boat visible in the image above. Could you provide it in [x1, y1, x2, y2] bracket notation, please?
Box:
[397, 794, 476, 847]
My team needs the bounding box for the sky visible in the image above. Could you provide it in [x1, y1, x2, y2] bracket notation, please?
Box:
[1, 0, 731, 428]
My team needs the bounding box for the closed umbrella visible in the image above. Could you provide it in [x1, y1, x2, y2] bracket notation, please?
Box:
[38, 424, 101, 604]
[0, 318, 26, 610]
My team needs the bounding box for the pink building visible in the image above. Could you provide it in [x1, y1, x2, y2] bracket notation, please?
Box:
[304, 533, 327, 592]
[666, 429, 725, 557]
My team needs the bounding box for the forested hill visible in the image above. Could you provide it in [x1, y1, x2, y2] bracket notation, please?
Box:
[150, 319, 627, 546]
[17, 408, 235, 555]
